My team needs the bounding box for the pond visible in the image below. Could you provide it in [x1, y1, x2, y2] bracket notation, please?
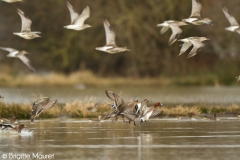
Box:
[0, 86, 240, 160]
[0, 86, 240, 105]
[0, 118, 240, 160]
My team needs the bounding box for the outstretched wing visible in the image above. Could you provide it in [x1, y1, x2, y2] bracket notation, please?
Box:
[66, 1, 79, 24]
[160, 26, 169, 35]
[179, 41, 192, 56]
[187, 39, 204, 58]
[18, 55, 36, 72]
[222, 5, 239, 26]
[104, 19, 116, 46]
[140, 99, 150, 116]
[151, 110, 163, 117]
[74, 5, 90, 26]
[31, 98, 56, 122]
[168, 23, 183, 45]
[190, 0, 202, 18]
[105, 90, 116, 101]
[0, 47, 18, 53]
[112, 92, 124, 105]
[17, 9, 32, 32]
[36, 99, 57, 115]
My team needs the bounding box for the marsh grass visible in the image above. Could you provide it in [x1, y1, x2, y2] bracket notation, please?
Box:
[1, 100, 240, 119]
[62, 99, 111, 118]
[160, 105, 201, 117]
[0, 70, 222, 87]
[0, 102, 31, 119]
[0, 101, 61, 119]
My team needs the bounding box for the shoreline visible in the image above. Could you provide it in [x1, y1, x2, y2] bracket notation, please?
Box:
[0, 70, 236, 87]
[1, 101, 240, 119]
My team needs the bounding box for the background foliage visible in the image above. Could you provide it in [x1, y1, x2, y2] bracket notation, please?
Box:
[0, 0, 240, 84]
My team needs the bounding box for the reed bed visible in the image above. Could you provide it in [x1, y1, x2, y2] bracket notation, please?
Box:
[0, 70, 222, 87]
[160, 105, 201, 117]
[0, 101, 61, 119]
[62, 99, 112, 118]
[1, 100, 240, 119]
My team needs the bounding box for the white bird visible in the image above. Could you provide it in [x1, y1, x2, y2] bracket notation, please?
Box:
[96, 19, 130, 54]
[157, 20, 188, 45]
[0, 47, 35, 72]
[140, 102, 163, 125]
[178, 37, 209, 58]
[1, 0, 23, 3]
[222, 5, 240, 34]
[64, 1, 92, 31]
[182, 0, 212, 25]
[13, 9, 41, 40]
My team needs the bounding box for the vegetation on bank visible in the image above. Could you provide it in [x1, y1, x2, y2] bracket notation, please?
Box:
[1, 100, 240, 120]
[0, 70, 238, 87]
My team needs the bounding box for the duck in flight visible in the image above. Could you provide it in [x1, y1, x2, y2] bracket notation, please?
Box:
[31, 97, 57, 122]
[0, 47, 36, 72]
[96, 19, 130, 54]
[13, 9, 41, 40]
[178, 37, 209, 58]
[64, 1, 92, 31]
[222, 5, 240, 34]
[182, 0, 212, 25]
[157, 20, 188, 45]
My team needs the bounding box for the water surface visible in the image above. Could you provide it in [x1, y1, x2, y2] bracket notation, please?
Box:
[0, 86, 240, 105]
[0, 118, 240, 160]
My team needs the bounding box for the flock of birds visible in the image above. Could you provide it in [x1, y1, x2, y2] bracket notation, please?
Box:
[0, 0, 132, 72]
[0, 87, 221, 135]
[0, 0, 240, 133]
[104, 90, 163, 126]
[0, 0, 239, 74]
[0, 89, 165, 135]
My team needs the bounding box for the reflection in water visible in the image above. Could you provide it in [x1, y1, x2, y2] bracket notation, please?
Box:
[0, 119, 240, 159]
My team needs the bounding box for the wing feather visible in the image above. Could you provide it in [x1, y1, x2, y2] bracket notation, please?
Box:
[66, 1, 79, 24]
[104, 19, 116, 46]
[17, 9, 32, 32]
[168, 23, 183, 45]
[74, 6, 90, 26]
[187, 39, 204, 58]
[0, 47, 18, 53]
[179, 41, 192, 56]
[190, 0, 202, 18]
[18, 55, 36, 72]
[222, 5, 239, 26]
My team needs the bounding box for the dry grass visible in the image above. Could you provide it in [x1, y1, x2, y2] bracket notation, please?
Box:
[0, 70, 219, 87]
[160, 105, 201, 117]
[0, 101, 61, 119]
[1, 99, 240, 119]
[0, 102, 31, 119]
[62, 99, 112, 118]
